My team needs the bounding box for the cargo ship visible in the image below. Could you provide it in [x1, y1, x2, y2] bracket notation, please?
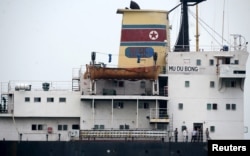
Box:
[0, 1, 248, 155]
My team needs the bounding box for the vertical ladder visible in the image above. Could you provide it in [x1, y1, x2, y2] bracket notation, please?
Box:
[72, 79, 80, 91]
[167, 114, 174, 141]
[72, 68, 81, 91]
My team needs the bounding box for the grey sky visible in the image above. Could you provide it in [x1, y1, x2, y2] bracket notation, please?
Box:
[0, 0, 250, 138]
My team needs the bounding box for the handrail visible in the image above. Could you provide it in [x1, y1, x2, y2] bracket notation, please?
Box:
[80, 129, 168, 138]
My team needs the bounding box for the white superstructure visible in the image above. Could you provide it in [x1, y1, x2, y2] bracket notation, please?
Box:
[0, 3, 248, 142]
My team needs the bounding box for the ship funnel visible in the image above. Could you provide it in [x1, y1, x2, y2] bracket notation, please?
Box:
[117, 6, 169, 73]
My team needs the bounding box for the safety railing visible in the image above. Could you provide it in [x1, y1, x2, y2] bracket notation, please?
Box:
[80, 129, 168, 139]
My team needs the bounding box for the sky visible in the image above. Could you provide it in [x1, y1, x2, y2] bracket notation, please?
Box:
[0, 0, 250, 138]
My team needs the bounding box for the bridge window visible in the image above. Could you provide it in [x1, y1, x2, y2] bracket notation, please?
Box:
[59, 97, 66, 103]
[207, 103, 211, 110]
[210, 126, 215, 132]
[234, 60, 239, 64]
[32, 124, 37, 130]
[25, 97, 30, 102]
[185, 81, 190, 87]
[72, 124, 80, 130]
[34, 97, 41, 102]
[212, 103, 217, 110]
[140, 81, 146, 88]
[210, 81, 215, 88]
[232, 104, 236, 110]
[209, 59, 214, 66]
[47, 97, 54, 103]
[178, 103, 183, 110]
[196, 59, 201, 66]
[58, 124, 68, 131]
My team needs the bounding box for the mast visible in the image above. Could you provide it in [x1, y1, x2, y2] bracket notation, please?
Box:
[173, 0, 205, 52]
[195, 4, 199, 51]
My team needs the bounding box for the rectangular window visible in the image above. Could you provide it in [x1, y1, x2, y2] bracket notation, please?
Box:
[58, 125, 62, 131]
[209, 59, 214, 66]
[234, 60, 239, 64]
[140, 81, 146, 88]
[72, 124, 80, 130]
[178, 103, 183, 110]
[32, 124, 37, 130]
[226, 104, 231, 110]
[210, 126, 215, 132]
[38, 124, 46, 130]
[94, 125, 99, 129]
[58, 124, 68, 131]
[119, 125, 124, 130]
[212, 103, 217, 110]
[210, 81, 215, 88]
[118, 81, 124, 87]
[47, 97, 54, 102]
[59, 97, 66, 103]
[99, 125, 105, 129]
[34, 97, 41, 102]
[114, 81, 125, 87]
[125, 124, 129, 130]
[232, 104, 236, 110]
[185, 81, 190, 87]
[63, 125, 68, 130]
[196, 59, 201, 66]
[207, 103, 211, 110]
[25, 97, 30, 102]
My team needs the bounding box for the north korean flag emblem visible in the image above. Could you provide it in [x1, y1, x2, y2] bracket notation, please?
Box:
[120, 25, 167, 46]
[149, 30, 159, 40]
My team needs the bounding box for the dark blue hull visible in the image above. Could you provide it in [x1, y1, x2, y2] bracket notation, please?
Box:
[0, 141, 207, 156]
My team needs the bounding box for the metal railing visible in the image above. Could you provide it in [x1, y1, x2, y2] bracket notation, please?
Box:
[80, 129, 168, 139]
[1, 81, 72, 92]
[150, 108, 168, 119]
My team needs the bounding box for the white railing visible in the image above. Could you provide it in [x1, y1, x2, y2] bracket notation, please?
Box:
[3, 81, 72, 92]
[80, 129, 168, 138]
[150, 108, 168, 119]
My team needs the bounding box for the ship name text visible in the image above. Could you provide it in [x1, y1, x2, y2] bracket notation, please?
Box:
[168, 65, 199, 72]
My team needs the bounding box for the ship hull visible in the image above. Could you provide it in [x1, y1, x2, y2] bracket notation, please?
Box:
[0, 141, 207, 156]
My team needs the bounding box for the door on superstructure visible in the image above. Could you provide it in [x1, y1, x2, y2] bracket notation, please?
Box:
[158, 76, 168, 96]
[193, 123, 203, 142]
[158, 100, 167, 118]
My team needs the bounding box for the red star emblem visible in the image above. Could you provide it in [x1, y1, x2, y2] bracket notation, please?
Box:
[149, 30, 159, 40]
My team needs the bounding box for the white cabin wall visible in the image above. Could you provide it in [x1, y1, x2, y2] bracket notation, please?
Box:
[95, 80, 152, 95]
[14, 91, 81, 117]
[0, 117, 79, 141]
[168, 51, 246, 140]
[80, 100, 156, 130]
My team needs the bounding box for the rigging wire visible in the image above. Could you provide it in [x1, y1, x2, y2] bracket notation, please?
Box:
[188, 8, 231, 47]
